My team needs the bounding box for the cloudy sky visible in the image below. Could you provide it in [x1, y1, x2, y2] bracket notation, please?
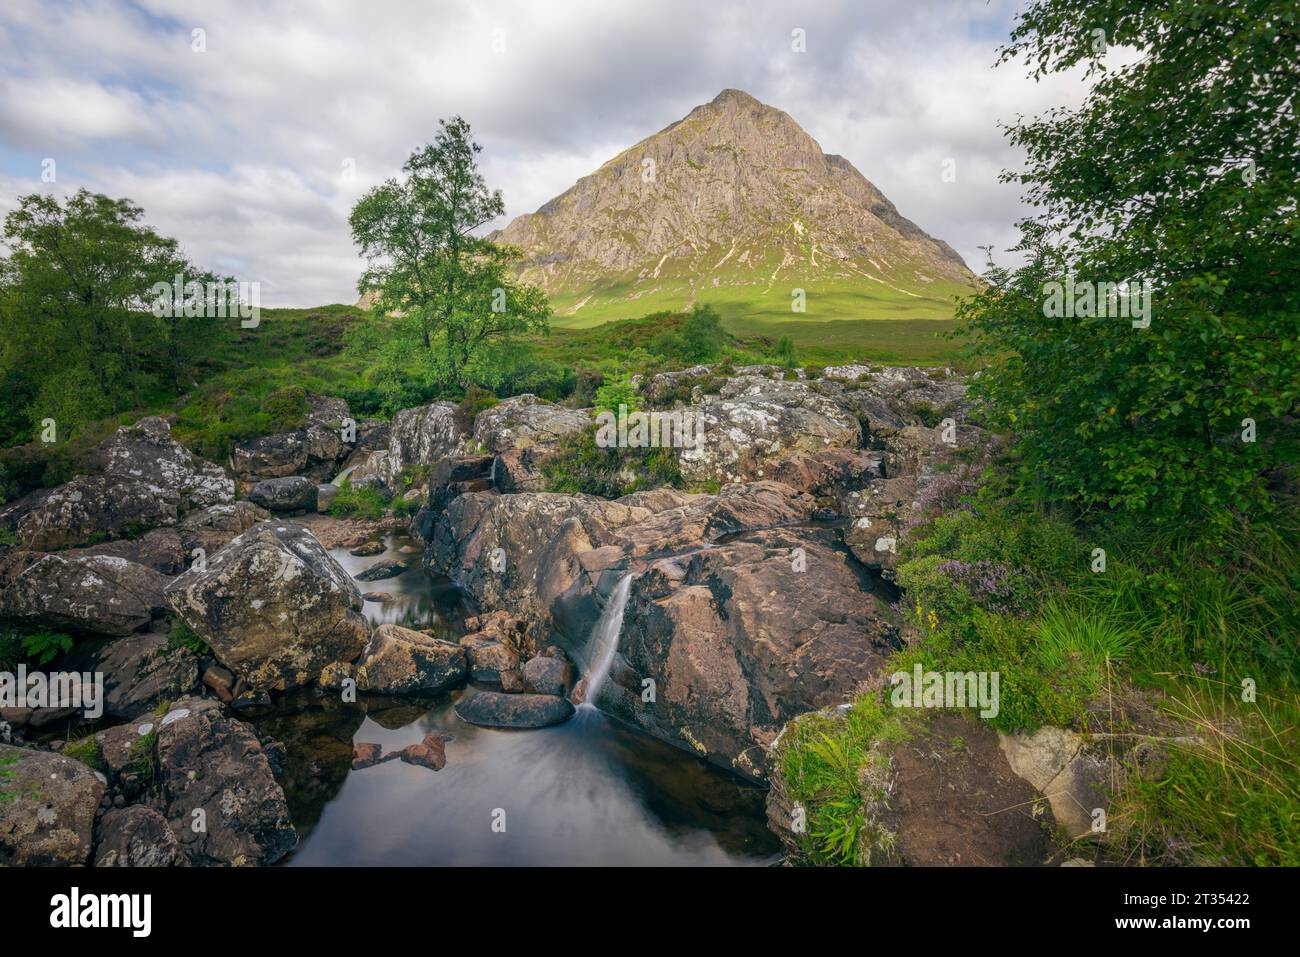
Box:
[0, 0, 1107, 306]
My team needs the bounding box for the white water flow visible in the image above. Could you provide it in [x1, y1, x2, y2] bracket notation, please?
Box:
[330, 464, 358, 487]
[579, 573, 635, 709]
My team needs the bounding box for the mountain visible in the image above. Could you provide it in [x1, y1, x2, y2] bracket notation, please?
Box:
[490, 89, 977, 328]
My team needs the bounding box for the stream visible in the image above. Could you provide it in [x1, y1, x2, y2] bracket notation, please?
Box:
[257, 525, 780, 866]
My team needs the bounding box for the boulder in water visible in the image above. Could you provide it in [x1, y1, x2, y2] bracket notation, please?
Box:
[522, 656, 572, 696]
[355, 559, 405, 582]
[355, 623, 467, 695]
[454, 690, 574, 729]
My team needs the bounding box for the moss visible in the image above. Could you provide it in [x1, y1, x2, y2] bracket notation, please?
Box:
[64, 735, 107, 774]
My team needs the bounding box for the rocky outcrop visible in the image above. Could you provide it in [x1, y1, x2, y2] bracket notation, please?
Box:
[98, 416, 233, 511]
[599, 526, 894, 781]
[354, 623, 467, 695]
[0, 553, 170, 636]
[766, 710, 1054, 865]
[609, 481, 814, 556]
[677, 377, 862, 484]
[472, 395, 590, 454]
[0, 743, 106, 866]
[150, 698, 296, 866]
[377, 401, 466, 485]
[164, 522, 369, 692]
[6, 475, 181, 551]
[468, 395, 591, 493]
[428, 492, 652, 634]
[999, 726, 1111, 842]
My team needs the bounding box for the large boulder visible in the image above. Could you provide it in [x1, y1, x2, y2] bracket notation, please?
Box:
[164, 521, 369, 692]
[378, 401, 466, 485]
[0, 553, 170, 636]
[7, 475, 181, 551]
[677, 377, 861, 484]
[150, 698, 297, 866]
[455, 690, 574, 729]
[231, 430, 310, 480]
[247, 476, 318, 512]
[68, 501, 271, 576]
[0, 743, 105, 866]
[97, 416, 234, 510]
[472, 394, 590, 454]
[354, 623, 468, 695]
[597, 527, 895, 782]
[471, 395, 591, 493]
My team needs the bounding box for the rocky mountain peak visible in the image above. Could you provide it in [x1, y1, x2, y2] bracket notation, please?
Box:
[492, 89, 976, 322]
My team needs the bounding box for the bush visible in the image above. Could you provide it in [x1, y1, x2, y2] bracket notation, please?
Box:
[593, 368, 642, 415]
[649, 304, 725, 363]
[454, 384, 498, 435]
[329, 479, 391, 518]
[259, 386, 309, 432]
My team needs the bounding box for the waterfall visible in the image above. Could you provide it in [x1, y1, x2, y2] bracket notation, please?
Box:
[577, 572, 634, 709]
[330, 464, 358, 487]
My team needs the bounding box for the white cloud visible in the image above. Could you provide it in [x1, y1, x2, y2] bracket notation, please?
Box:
[0, 0, 1115, 305]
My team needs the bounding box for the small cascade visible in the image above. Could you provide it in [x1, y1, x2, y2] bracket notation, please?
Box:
[575, 572, 635, 710]
[330, 464, 358, 487]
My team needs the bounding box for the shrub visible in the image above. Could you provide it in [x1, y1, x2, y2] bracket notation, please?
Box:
[454, 384, 498, 435]
[259, 385, 309, 432]
[329, 479, 391, 519]
[541, 428, 682, 498]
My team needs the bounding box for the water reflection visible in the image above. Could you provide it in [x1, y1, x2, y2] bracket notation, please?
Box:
[266, 689, 778, 866]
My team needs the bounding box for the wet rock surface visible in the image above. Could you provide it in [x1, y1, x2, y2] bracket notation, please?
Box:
[454, 690, 575, 729]
[354, 623, 467, 695]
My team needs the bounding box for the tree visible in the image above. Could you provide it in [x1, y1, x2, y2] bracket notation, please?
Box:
[350, 117, 550, 388]
[961, 0, 1299, 532]
[0, 189, 213, 441]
